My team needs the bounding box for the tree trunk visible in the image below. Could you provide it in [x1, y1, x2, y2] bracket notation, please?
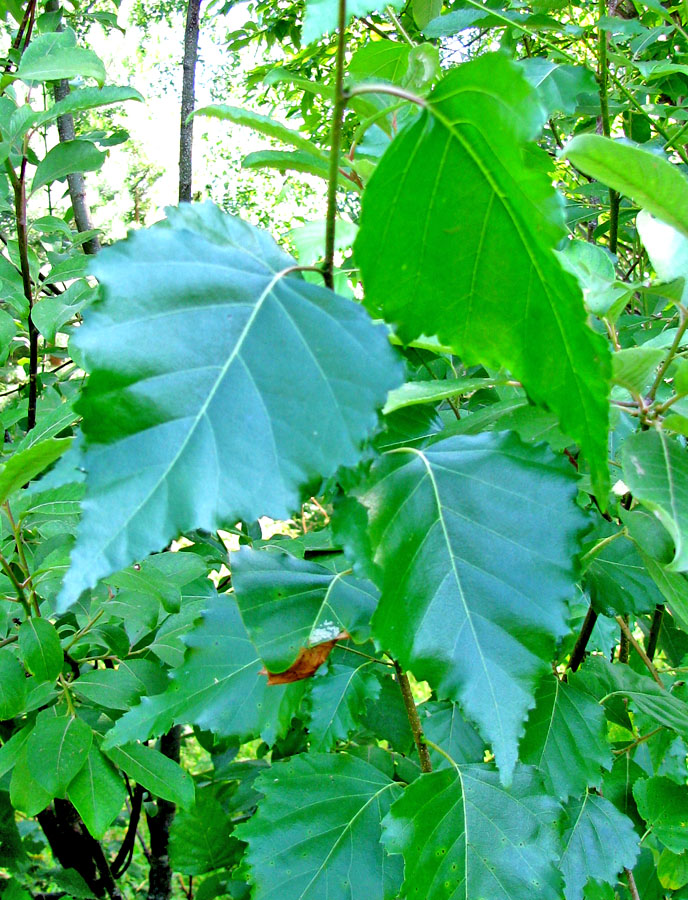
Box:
[179, 0, 202, 203]
[146, 727, 182, 900]
[44, 0, 100, 255]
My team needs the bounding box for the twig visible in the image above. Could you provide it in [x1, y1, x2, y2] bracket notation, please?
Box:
[392, 659, 433, 772]
[615, 616, 664, 688]
[568, 606, 598, 672]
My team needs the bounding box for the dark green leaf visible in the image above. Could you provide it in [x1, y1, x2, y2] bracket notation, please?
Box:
[237, 752, 403, 900]
[418, 699, 484, 768]
[0, 652, 27, 719]
[26, 714, 92, 798]
[18, 617, 63, 682]
[169, 785, 244, 875]
[382, 764, 562, 900]
[559, 793, 639, 900]
[356, 53, 610, 497]
[60, 202, 400, 607]
[105, 742, 194, 808]
[67, 746, 126, 839]
[520, 675, 612, 800]
[103, 593, 303, 748]
[340, 431, 586, 779]
[308, 659, 381, 749]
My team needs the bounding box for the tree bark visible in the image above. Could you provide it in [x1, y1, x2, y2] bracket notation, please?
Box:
[44, 0, 101, 255]
[146, 727, 182, 900]
[179, 0, 202, 203]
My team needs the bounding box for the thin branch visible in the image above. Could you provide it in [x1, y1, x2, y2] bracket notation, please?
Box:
[323, 0, 349, 289]
[568, 606, 598, 672]
[625, 868, 640, 900]
[392, 659, 433, 773]
[615, 616, 664, 687]
[646, 604, 665, 662]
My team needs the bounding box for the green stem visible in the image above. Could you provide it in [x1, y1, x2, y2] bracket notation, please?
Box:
[0, 553, 29, 614]
[323, 0, 348, 290]
[424, 738, 456, 770]
[580, 529, 625, 564]
[346, 83, 427, 107]
[386, 5, 414, 44]
[4, 502, 38, 615]
[393, 660, 433, 773]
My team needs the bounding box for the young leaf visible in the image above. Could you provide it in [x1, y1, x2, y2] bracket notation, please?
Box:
[576, 656, 688, 740]
[103, 593, 303, 749]
[622, 430, 688, 572]
[382, 764, 562, 900]
[105, 742, 194, 808]
[0, 652, 27, 719]
[308, 659, 381, 749]
[520, 675, 612, 800]
[26, 715, 92, 799]
[18, 618, 63, 683]
[633, 776, 688, 853]
[34, 85, 143, 128]
[194, 105, 325, 157]
[383, 377, 499, 414]
[0, 438, 73, 504]
[559, 793, 639, 900]
[563, 135, 688, 239]
[339, 431, 587, 780]
[16, 29, 106, 86]
[59, 202, 401, 607]
[356, 53, 610, 498]
[236, 752, 403, 900]
[232, 547, 377, 673]
[67, 746, 126, 839]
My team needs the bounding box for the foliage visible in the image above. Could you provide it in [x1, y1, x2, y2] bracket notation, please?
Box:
[1, 0, 688, 898]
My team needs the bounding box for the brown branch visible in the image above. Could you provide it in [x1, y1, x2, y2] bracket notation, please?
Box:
[393, 660, 433, 773]
[179, 0, 202, 203]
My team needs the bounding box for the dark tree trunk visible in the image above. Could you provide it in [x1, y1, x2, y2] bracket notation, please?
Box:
[146, 727, 182, 900]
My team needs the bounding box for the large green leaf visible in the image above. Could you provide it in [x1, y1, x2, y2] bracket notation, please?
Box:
[382, 763, 562, 900]
[518, 59, 597, 116]
[633, 776, 688, 853]
[622, 430, 688, 572]
[59, 202, 400, 607]
[559, 793, 639, 900]
[564, 135, 688, 240]
[34, 86, 143, 128]
[237, 752, 403, 900]
[67, 746, 126, 839]
[339, 431, 586, 780]
[16, 29, 106, 86]
[232, 547, 377, 673]
[584, 530, 663, 616]
[103, 592, 302, 749]
[520, 675, 612, 800]
[355, 53, 610, 497]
